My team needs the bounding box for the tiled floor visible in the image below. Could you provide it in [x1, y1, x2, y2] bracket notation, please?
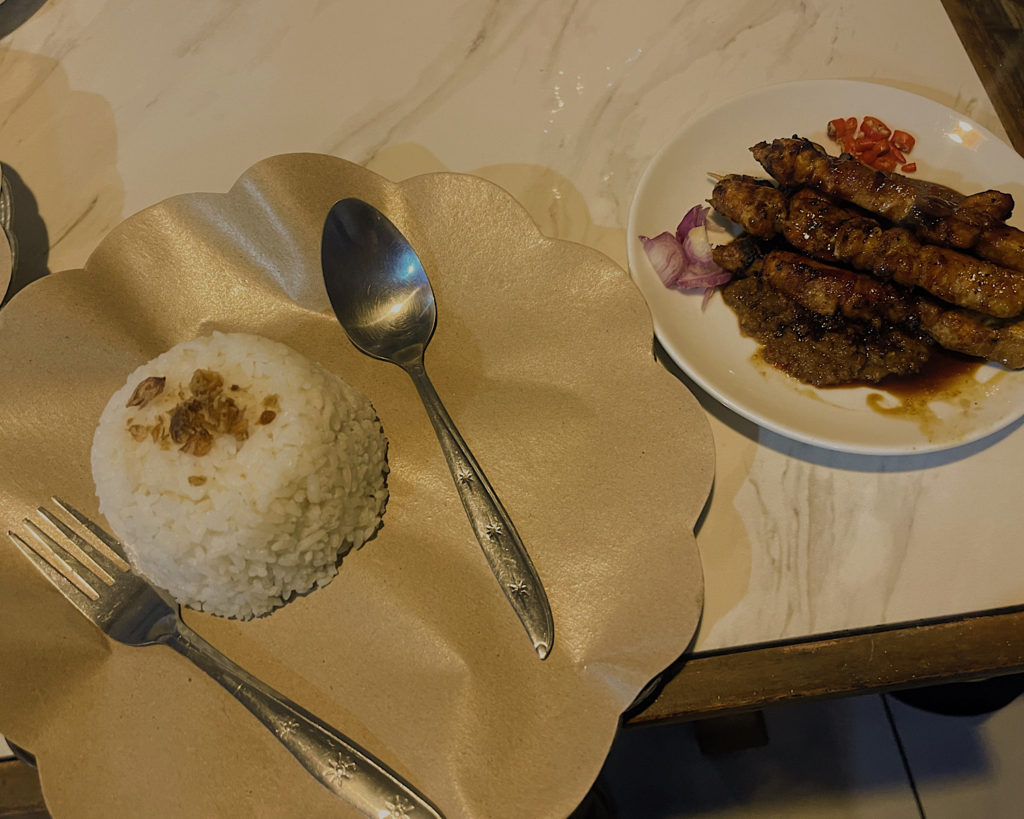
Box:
[887, 681, 1024, 819]
[599, 677, 1024, 818]
[3, 679, 1023, 816]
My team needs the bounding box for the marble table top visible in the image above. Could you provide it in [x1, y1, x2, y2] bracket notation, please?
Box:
[1, 0, 1020, 661]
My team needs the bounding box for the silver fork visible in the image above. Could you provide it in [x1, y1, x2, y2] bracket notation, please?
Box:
[8, 498, 444, 819]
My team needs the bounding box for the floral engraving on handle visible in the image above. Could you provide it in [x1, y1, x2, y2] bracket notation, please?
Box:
[507, 578, 530, 599]
[456, 468, 474, 485]
[327, 753, 357, 785]
[277, 717, 300, 739]
[385, 794, 416, 818]
[484, 522, 503, 539]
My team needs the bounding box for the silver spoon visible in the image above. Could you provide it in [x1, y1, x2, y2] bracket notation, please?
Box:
[321, 198, 554, 660]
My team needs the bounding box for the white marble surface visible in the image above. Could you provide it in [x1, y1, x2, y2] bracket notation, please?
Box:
[0, 0, 1020, 654]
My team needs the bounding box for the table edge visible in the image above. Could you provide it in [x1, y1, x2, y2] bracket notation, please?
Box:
[631, 603, 1024, 723]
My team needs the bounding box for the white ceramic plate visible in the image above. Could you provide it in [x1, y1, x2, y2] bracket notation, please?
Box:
[627, 79, 1024, 455]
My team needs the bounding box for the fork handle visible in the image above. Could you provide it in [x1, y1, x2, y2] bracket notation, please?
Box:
[166, 622, 444, 818]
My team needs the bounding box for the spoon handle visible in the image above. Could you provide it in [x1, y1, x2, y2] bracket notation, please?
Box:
[405, 360, 554, 659]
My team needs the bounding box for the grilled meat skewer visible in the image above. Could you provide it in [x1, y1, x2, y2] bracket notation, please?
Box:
[976, 223, 1024, 272]
[713, 176, 786, 240]
[711, 233, 767, 277]
[750, 137, 1024, 273]
[761, 249, 917, 326]
[763, 249, 1024, 368]
[751, 137, 1013, 228]
[710, 175, 1024, 318]
[916, 302, 1024, 369]
[716, 237, 1024, 368]
[720, 262, 933, 386]
[786, 187, 1024, 318]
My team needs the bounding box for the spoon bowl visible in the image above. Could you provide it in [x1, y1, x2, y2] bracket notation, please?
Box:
[320, 198, 436, 366]
[321, 198, 554, 659]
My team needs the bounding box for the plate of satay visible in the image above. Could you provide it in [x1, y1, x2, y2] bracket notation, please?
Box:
[628, 79, 1024, 455]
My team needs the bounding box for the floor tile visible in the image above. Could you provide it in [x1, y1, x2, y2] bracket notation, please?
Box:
[888, 686, 1024, 819]
[600, 695, 920, 818]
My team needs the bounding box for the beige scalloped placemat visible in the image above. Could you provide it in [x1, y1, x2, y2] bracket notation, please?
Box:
[0, 153, 713, 818]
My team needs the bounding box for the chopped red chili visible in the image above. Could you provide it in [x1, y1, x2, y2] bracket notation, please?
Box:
[860, 115, 892, 141]
[827, 117, 858, 141]
[874, 154, 900, 172]
[892, 130, 916, 152]
[858, 143, 884, 166]
[826, 115, 916, 173]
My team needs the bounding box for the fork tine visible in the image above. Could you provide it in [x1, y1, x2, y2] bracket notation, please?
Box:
[31, 512, 115, 585]
[8, 530, 100, 601]
[51, 497, 131, 571]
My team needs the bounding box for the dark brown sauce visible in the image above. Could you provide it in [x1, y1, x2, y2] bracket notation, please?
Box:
[784, 346, 999, 439]
[861, 348, 997, 432]
[875, 348, 983, 401]
[730, 278, 1003, 437]
[815, 347, 981, 413]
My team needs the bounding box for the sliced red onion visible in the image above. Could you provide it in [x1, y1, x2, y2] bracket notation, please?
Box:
[676, 200, 709, 234]
[640, 204, 731, 294]
[639, 231, 686, 284]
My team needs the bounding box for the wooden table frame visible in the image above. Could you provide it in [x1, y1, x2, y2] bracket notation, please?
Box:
[632, 604, 1024, 723]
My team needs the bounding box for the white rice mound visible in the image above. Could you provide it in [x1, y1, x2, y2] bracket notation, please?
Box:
[91, 331, 389, 619]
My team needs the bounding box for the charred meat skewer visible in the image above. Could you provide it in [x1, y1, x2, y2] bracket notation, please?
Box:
[761, 249, 917, 326]
[710, 175, 1024, 318]
[975, 223, 1024, 272]
[710, 233, 767, 277]
[763, 249, 1024, 368]
[750, 137, 1024, 273]
[751, 137, 1013, 228]
[715, 236, 1024, 368]
[720, 267, 933, 386]
[786, 187, 1024, 318]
